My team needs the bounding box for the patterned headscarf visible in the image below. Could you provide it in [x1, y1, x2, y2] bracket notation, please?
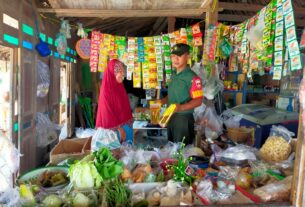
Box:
[114, 61, 125, 76]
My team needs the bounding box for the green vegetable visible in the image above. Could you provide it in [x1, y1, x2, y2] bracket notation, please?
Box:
[42, 194, 62, 207]
[93, 148, 123, 180]
[68, 155, 102, 189]
[73, 192, 90, 207]
[104, 178, 131, 207]
[133, 200, 149, 207]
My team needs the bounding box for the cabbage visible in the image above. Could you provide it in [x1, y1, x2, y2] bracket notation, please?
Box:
[68, 155, 102, 189]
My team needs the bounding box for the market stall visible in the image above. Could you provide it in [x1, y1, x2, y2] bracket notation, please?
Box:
[1, 0, 305, 206]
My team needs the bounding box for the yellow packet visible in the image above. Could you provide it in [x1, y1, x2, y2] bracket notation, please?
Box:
[159, 104, 176, 128]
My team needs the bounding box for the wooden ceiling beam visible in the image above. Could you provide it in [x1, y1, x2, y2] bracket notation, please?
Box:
[218, 14, 305, 27]
[219, 2, 305, 17]
[36, 8, 218, 17]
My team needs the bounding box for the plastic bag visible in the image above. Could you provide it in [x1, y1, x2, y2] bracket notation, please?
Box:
[194, 103, 206, 123]
[220, 145, 257, 165]
[155, 142, 179, 159]
[218, 166, 240, 180]
[76, 128, 96, 138]
[196, 178, 235, 204]
[201, 106, 223, 139]
[0, 187, 20, 206]
[91, 128, 120, 151]
[192, 62, 207, 84]
[0, 133, 20, 193]
[253, 175, 292, 202]
[210, 144, 223, 163]
[120, 148, 160, 171]
[221, 109, 243, 129]
[59, 122, 68, 140]
[55, 33, 67, 55]
[269, 125, 294, 143]
[203, 77, 224, 100]
[36, 112, 58, 147]
[36, 59, 50, 98]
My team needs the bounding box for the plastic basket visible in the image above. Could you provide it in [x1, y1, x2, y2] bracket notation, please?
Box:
[227, 127, 254, 144]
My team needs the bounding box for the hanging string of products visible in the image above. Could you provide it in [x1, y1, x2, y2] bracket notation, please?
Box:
[85, 23, 203, 89]
[211, 0, 302, 81]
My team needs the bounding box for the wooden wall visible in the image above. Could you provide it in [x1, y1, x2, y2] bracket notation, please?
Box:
[0, 0, 78, 173]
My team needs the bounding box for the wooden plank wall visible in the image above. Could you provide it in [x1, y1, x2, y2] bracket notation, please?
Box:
[0, 0, 78, 173]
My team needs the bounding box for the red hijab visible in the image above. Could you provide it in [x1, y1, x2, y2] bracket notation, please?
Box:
[95, 59, 132, 129]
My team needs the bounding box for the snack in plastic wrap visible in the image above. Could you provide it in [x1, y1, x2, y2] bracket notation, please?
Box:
[235, 172, 252, 189]
[131, 164, 153, 183]
[259, 136, 291, 163]
[159, 104, 176, 128]
[253, 176, 292, 202]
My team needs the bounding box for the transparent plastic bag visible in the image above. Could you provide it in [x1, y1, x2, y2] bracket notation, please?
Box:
[36, 112, 58, 147]
[269, 125, 294, 143]
[76, 128, 96, 138]
[220, 145, 257, 165]
[155, 141, 179, 159]
[91, 128, 120, 151]
[203, 77, 224, 100]
[0, 133, 20, 193]
[253, 175, 292, 202]
[196, 178, 235, 204]
[55, 33, 67, 55]
[201, 106, 223, 139]
[36, 59, 50, 98]
[59, 122, 68, 140]
[210, 144, 223, 163]
[120, 148, 160, 171]
[218, 166, 240, 180]
[221, 109, 243, 129]
[0, 187, 20, 207]
[194, 103, 206, 124]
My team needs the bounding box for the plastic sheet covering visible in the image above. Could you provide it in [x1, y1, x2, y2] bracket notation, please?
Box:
[36, 59, 50, 98]
[36, 112, 58, 147]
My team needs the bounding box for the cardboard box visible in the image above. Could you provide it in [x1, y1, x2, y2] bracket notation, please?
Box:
[50, 137, 91, 164]
[83, 137, 92, 153]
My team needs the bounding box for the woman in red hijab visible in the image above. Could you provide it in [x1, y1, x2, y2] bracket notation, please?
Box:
[96, 59, 133, 143]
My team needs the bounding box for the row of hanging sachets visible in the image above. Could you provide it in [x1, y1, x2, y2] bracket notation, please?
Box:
[88, 23, 202, 89]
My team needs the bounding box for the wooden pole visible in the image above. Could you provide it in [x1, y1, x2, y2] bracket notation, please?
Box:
[167, 17, 176, 33]
[292, 67, 305, 206]
[205, 0, 218, 30]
